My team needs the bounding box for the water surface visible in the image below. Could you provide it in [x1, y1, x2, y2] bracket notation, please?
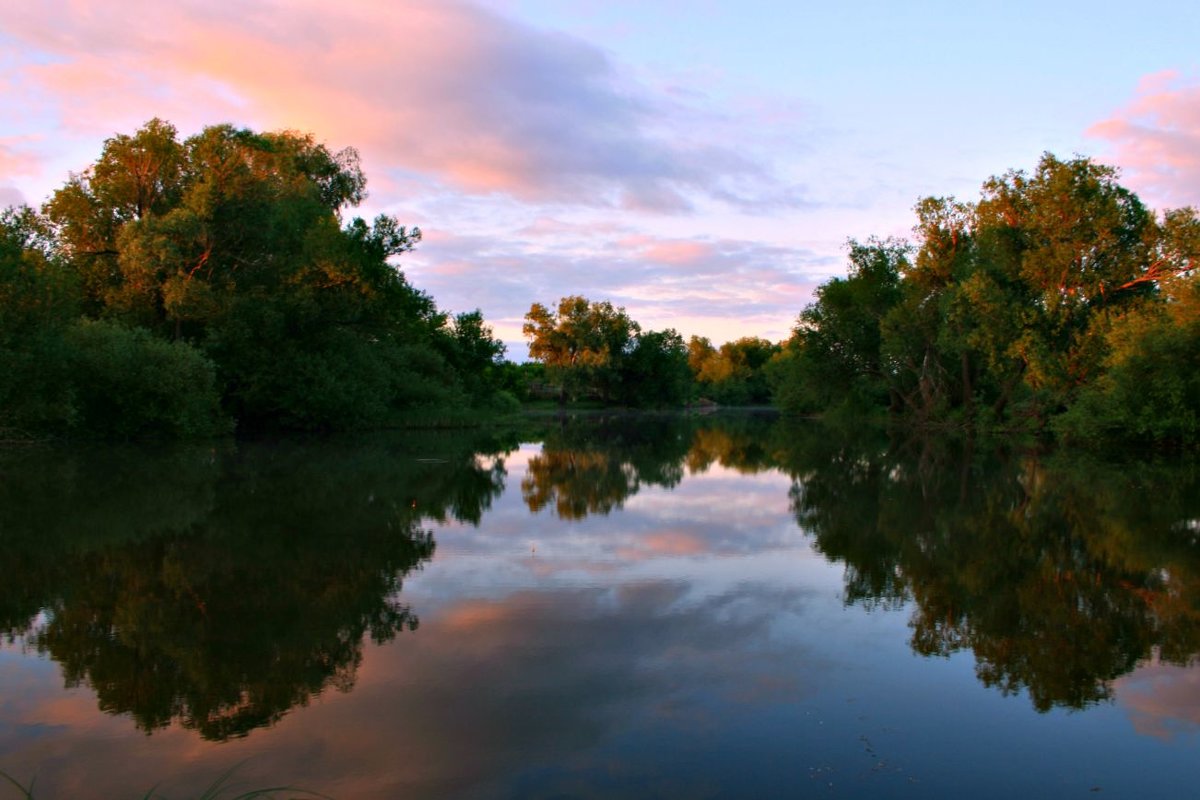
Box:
[1, 415, 1198, 798]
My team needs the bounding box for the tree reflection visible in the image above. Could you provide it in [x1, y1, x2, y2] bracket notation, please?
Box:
[521, 414, 692, 518]
[781, 424, 1200, 711]
[0, 431, 511, 740]
[519, 412, 788, 519]
[4, 414, 1198, 735]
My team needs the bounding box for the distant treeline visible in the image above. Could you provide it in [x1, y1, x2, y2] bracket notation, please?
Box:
[4, 121, 1195, 443]
[771, 154, 1199, 447]
[516, 295, 779, 408]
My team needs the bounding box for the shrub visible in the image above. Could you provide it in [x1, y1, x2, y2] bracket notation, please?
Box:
[66, 320, 228, 438]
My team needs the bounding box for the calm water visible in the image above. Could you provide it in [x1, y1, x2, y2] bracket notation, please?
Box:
[1, 414, 1198, 798]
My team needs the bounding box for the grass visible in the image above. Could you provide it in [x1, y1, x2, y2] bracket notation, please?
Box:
[0, 764, 331, 800]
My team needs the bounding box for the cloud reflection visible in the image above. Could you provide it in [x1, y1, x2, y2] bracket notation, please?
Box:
[1115, 658, 1200, 740]
[1, 580, 818, 799]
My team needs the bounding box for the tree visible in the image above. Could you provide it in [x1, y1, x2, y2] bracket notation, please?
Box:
[778, 153, 1200, 444]
[523, 296, 640, 403]
[618, 328, 692, 407]
[444, 309, 508, 404]
[773, 239, 906, 415]
[23, 119, 504, 433]
[972, 154, 1161, 416]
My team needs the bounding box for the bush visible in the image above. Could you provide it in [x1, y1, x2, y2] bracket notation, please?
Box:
[66, 320, 228, 438]
[485, 389, 521, 415]
[1054, 294, 1200, 447]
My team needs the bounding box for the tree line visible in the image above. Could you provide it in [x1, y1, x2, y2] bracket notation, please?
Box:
[4, 121, 1195, 444]
[0, 119, 786, 438]
[770, 154, 1199, 447]
[519, 295, 780, 408]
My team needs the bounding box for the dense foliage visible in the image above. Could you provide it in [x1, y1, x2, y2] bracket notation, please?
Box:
[523, 295, 692, 407]
[522, 295, 778, 408]
[1, 119, 508, 436]
[15, 126, 1187, 436]
[771, 154, 1200, 446]
[687, 335, 780, 405]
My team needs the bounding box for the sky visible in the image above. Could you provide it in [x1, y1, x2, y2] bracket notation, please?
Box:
[2, 0, 1199, 357]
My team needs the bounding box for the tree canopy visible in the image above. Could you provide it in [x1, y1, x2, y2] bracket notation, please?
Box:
[772, 153, 1200, 447]
[2, 119, 509, 436]
[524, 296, 693, 407]
[11, 128, 1190, 442]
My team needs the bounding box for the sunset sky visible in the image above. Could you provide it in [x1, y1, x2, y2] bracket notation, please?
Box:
[2, 0, 1198, 356]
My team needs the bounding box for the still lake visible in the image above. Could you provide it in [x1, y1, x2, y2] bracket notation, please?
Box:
[1, 413, 1198, 798]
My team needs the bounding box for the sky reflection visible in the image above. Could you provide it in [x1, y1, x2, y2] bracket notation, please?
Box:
[1, 420, 1198, 798]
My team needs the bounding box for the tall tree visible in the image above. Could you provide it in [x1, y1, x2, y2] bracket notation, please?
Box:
[773, 239, 906, 415]
[523, 296, 640, 403]
[777, 152, 1200, 444]
[29, 119, 495, 432]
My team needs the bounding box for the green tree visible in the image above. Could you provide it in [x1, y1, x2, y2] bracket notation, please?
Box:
[523, 296, 640, 403]
[444, 309, 508, 404]
[773, 239, 906, 415]
[618, 328, 692, 407]
[0, 206, 79, 433]
[29, 119, 500, 433]
[879, 198, 977, 424]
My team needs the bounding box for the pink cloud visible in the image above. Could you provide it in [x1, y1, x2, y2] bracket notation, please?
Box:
[414, 227, 830, 352]
[3, 0, 799, 213]
[1087, 71, 1200, 208]
[635, 239, 716, 266]
[0, 137, 44, 177]
[0, 0, 826, 349]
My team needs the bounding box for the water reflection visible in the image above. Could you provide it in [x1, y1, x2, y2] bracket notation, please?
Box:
[0, 431, 510, 740]
[1, 415, 1199, 794]
[518, 416, 1200, 713]
[521, 414, 691, 518]
[780, 429, 1200, 711]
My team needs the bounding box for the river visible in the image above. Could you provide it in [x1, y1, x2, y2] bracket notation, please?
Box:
[1, 413, 1197, 798]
